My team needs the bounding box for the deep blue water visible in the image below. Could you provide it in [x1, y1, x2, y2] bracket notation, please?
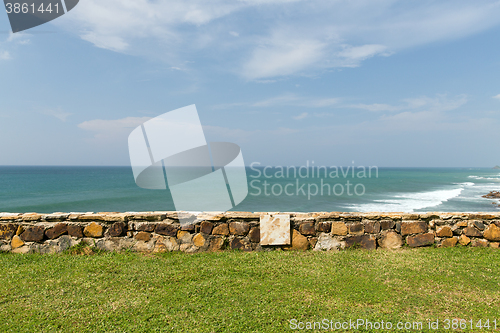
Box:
[0, 166, 499, 213]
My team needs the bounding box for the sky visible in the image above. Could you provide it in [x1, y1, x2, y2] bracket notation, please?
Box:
[1, 0, 500, 167]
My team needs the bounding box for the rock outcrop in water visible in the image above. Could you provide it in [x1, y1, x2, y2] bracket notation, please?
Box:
[482, 191, 500, 199]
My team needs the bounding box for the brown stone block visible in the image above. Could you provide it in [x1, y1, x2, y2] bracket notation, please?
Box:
[316, 222, 331, 233]
[16, 225, 24, 236]
[380, 220, 395, 230]
[348, 223, 364, 235]
[230, 237, 252, 251]
[345, 235, 376, 250]
[406, 233, 434, 247]
[180, 223, 195, 232]
[67, 225, 83, 238]
[483, 224, 500, 241]
[464, 227, 482, 237]
[248, 227, 260, 243]
[11, 235, 24, 249]
[83, 222, 104, 238]
[128, 213, 165, 221]
[419, 213, 440, 220]
[209, 237, 225, 251]
[401, 221, 427, 235]
[436, 226, 453, 238]
[20, 226, 45, 242]
[469, 213, 498, 220]
[155, 223, 178, 237]
[103, 214, 128, 222]
[45, 223, 68, 239]
[224, 212, 260, 219]
[137, 223, 156, 232]
[192, 233, 207, 247]
[78, 214, 105, 221]
[458, 234, 470, 246]
[401, 214, 419, 220]
[176, 230, 193, 244]
[287, 229, 309, 250]
[229, 222, 250, 236]
[21, 213, 42, 221]
[108, 222, 126, 237]
[473, 221, 485, 231]
[200, 221, 214, 234]
[441, 237, 458, 247]
[471, 239, 489, 247]
[331, 222, 347, 235]
[364, 221, 380, 234]
[134, 231, 151, 242]
[212, 223, 229, 236]
[309, 237, 318, 248]
[0, 224, 17, 240]
[298, 222, 315, 236]
[378, 231, 402, 249]
[0, 214, 20, 221]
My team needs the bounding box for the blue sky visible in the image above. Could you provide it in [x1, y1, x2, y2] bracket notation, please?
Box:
[1, 0, 500, 167]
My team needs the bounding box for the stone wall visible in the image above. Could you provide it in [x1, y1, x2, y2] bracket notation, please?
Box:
[1, 212, 500, 254]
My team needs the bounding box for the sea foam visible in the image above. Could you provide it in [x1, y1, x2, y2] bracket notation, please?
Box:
[345, 186, 464, 212]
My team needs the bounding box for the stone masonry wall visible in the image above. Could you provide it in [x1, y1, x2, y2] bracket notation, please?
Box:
[1, 212, 500, 254]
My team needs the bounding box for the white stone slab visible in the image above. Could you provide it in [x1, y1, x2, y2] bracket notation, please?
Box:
[260, 214, 290, 245]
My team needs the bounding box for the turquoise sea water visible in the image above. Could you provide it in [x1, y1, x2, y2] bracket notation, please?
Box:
[0, 166, 499, 213]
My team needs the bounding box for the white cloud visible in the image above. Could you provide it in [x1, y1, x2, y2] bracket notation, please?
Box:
[42, 108, 72, 122]
[214, 94, 464, 113]
[242, 38, 325, 79]
[333, 44, 393, 68]
[306, 98, 339, 108]
[78, 116, 151, 140]
[0, 51, 11, 60]
[56, 0, 500, 80]
[251, 93, 299, 107]
[213, 93, 340, 109]
[1, 32, 31, 61]
[337, 44, 390, 61]
[349, 94, 467, 113]
[493, 94, 500, 100]
[203, 124, 300, 143]
[293, 112, 308, 120]
[7, 32, 31, 44]
[349, 103, 400, 112]
[81, 32, 129, 52]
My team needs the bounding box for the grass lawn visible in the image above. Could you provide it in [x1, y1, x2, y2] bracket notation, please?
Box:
[1, 247, 500, 332]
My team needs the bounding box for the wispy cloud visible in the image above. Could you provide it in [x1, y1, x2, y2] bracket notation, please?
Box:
[0, 51, 10, 60]
[293, 112, 308, 120]
[348, 94, 468, 113]
[251, 93, 300, 107]
[213, 93, 340, 109]
[1, 32, 31, 61]
[7, 32, 30, 44]
[204, 124, 300, 143]
[54, 0, 500, 80]
[42, 108, 72, 122]
[493, 94, 500, 100]
[242, 38, 325, 79]
[78, 116, 151, 140]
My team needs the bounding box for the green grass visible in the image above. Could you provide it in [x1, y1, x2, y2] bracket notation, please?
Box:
[1, 247, 500, 332]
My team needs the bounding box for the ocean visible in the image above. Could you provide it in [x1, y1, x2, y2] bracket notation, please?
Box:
[0, 166, 499, 213]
